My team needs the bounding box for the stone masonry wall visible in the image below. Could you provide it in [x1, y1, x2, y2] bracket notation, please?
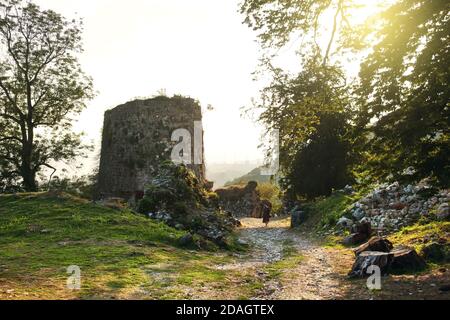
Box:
[215, 181, 264, 218]
[97, 96, 205, 200]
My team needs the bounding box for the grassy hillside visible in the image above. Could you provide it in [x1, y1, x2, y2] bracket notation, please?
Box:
[0, 193, 255, 300]
[224, 167, 271, 187]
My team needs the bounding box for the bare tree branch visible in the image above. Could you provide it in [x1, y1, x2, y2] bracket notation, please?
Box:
[323, 0, 343, 65]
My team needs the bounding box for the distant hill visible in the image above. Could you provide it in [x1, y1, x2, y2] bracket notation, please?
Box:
[206, 162, 261, 188]
[224, 167, 272, 187]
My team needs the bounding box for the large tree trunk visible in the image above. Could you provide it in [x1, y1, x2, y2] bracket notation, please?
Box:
[23, 84, 37, 192]
[348, 251, 394, 278]
[21, 135, 37, 192]
[21, 164, 37, 192]
[390, 247, 426, 272]
[354, 237, 394, 256]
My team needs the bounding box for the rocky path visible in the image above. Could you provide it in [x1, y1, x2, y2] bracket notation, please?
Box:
[182, 217, 449, 300]
[215, 217, 346, 300]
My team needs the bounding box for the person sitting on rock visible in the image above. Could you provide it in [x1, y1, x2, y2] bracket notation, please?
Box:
[261, 200, 272, 227]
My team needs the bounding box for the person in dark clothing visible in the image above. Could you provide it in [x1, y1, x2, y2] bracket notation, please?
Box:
[261, 200, 272, 227]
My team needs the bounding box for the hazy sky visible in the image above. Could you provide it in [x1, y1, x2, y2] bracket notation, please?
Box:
[35, 0, 266, 174]
[32, 0, 382, 179]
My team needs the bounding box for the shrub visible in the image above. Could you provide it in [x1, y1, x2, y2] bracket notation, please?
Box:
[257, 182, 283, 214]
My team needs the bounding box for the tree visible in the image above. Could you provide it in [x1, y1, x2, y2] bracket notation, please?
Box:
[252, 53, 355, 198]
[241, 0, 356, 64]
[0, 0, 93, 191]
[242, 0, 450, 190]
[241, 1, 361, 199]
[283, 112, 354, 199]
[355, 0, 450, 186]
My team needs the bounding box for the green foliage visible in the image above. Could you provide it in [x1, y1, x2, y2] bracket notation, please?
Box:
[135, 162, 239, 247]
[137, 161, 209, 215]
[257, 182, 282, 214]
[388, 221, 450, 254]
[282, 112, 355, 199]
[241, 0, 354, 63]
[251, 54, 356, 199]
[304, 193, 355, 229]
[355, 0, 450, 187]
[0, 0, 94, 191]
[241, 0, 449, 195]
[45, 173, 98, 200]
[0, 192, 186, 248]
[205, 191, 219, 206]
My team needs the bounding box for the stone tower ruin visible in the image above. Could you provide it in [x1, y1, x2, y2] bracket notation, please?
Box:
[97, 95, 205, 200]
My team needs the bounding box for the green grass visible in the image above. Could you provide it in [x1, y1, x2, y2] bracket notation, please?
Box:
[296, 184, 377, 233]
[0, 192, 251, 300]
[301, 193, 356, 231]
[388, 220, 450, 253]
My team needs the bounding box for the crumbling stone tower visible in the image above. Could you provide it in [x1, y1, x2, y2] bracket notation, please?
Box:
[97, 96, 205, 200]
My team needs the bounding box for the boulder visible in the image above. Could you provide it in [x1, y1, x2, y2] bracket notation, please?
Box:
[354, 237, 394, 256]
[337, 217, 354, 229]
[343, 185, 354, 195]
[237, 239, 248, 246]
[174, 223, 185, 230]
[351, 221, 372, 237]
[342, 233, 369, 246]
[436, 203, 449, 221]
[291, 211, 306, 228]
[178, 234, 194, 247]
[439, 284, 450, 292]
[348, 251, 394, 278]
[420, 242, 449, 262]
[390, 247, 426, 272]
[352, 208, 365, 220]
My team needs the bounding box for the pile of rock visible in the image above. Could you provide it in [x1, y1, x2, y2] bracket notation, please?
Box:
[342, 222, 373, 246]
[137, 162, 241, 246]
[338, 181, 449, 233]
[148, 209, 241, 247]
[348, 237, 426, 277]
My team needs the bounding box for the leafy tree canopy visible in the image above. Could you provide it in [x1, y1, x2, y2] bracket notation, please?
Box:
[241, 0, 449, 194]
[0, 0, 94, 191]
[355, 0, 450, 185]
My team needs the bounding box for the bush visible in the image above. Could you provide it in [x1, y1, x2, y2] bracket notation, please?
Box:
[137, 197, 158, 214]
[46, 174, 98, 200]
[257, 182, 283, 214]
[137, 162, 209, 214]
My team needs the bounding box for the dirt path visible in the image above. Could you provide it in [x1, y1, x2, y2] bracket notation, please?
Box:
[211, 217, 450, 300]
[214, 217, 346, 300]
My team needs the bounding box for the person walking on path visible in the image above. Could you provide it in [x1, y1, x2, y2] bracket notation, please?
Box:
[261, 200, 272, 227]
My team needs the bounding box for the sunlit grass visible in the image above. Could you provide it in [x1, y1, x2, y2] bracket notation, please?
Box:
[0, 192, 253, 300]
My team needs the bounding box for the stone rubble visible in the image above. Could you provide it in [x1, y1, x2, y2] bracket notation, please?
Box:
[138, 163, 241, 247]
[337, 181, 449, 233]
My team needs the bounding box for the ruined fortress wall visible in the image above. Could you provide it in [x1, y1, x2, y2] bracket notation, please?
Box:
[97, 96, 205, 200]
[215, 181, 264, 218]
